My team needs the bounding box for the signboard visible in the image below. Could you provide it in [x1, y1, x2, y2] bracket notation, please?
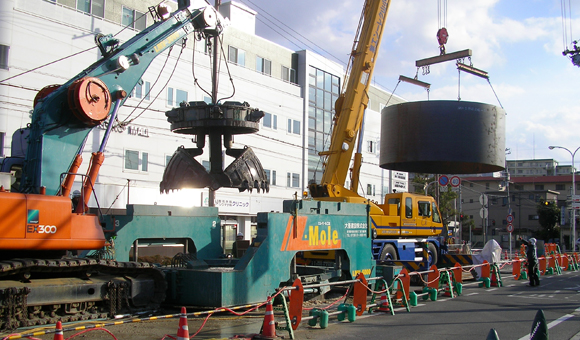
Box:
[507, 223, 514, 233]
[506, 214, 513, 223]
[450, 176, 461, 187]
[438, 175, 449, 186]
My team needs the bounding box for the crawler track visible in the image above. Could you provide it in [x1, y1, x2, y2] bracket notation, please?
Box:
[0, 258, 166, 330]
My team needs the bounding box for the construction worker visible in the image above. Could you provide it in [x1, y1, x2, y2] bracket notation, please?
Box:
[232, 232, 244, 258]
[519, 237, 540, 286]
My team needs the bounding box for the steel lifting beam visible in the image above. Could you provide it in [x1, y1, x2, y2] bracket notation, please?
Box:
[415, 49, 473, 67]
[398, 75, 431, 89]
[456, 62, 489, 79]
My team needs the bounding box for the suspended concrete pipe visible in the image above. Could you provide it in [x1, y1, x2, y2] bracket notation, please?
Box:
[379, 100, 505, 174]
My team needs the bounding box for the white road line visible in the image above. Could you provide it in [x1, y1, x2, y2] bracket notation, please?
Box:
[465, 292, 479, 296]
[517, 307, 580, 340]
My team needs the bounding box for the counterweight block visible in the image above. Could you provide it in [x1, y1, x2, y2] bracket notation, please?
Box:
[380, 100, 505, 174]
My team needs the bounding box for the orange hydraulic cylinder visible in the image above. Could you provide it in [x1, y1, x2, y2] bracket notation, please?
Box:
[75, 152, 104, 214]
[61, 154, 83, 197]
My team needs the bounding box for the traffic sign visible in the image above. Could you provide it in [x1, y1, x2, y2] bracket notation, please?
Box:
[479, 194, 488, 206]
[439, 175, 449, 186]
[479, 208, 488, 219]
[506, 214, 514, 223]
[450, 176, 461, 187]
[507, 223, 514, 233]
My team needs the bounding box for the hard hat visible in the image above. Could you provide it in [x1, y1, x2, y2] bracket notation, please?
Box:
[529, 238, 536, 246]
[72, 190, 81, 197]
[237, 232, 243, 237]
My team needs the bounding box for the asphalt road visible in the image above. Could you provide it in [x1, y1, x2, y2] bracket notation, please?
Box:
[294, 268, 580, 340]
[5, 267, 580, 339]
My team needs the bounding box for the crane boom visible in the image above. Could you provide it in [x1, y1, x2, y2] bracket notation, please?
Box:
[316, 0, 391, 194]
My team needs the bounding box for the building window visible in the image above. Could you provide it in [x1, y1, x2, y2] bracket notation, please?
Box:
[485, 183, 490, 189]
[556, 184, 565, 191]
[0, 45, 9, 70]
[287, 119, 300, 135]
[281, 65, 296, 83]
[176, 89, 188, 105]
[77, 0, 104, 18]
[122, 7, 146, 30]
[367, 184, 375, 196]
[167, 88, 173, 106]
[307, 66, 340, 183]
[263, 112, 277, 129]
[535, 184, 544, 190]
[134, 81, 151, 100]
[167, 87, 188, 106]
[528, 215, 539, 220]
[165, 155, 172, 166]
[228, 46, 245, 66]
[287, 172, 300, 188]
[125, 150, 148, 172]
[367, 140, 376, 153]
[265, 169, 277, 186]
[256, 56, 271, 75]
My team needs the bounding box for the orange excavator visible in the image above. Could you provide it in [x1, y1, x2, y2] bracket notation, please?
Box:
[0, 2, 230, 329]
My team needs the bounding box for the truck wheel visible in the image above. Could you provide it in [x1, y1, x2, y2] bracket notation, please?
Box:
[427, 243, 438, 266]
[380, 244, 398, 261]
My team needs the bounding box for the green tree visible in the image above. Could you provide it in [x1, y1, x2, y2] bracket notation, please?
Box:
[535, 200, 560, 241]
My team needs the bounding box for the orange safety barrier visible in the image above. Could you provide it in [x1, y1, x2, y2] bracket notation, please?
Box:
[539, 256, 546, 275]
[452, 262, 463, 284]
[481, 261, 490, 280]
[353, 272, 368, 316]
[427, 264, 440, 290]
[548, 255, 556, 272]
[395, 268, 410, 303]
[563, 255, 569, 270]
[288, 278, 304, 331]
[512, 258, 523, 280]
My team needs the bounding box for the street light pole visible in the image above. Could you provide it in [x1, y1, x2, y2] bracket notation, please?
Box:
[549, 145, 580, 251]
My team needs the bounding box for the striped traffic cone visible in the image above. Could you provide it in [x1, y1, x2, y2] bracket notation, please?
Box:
[53, 321, 64, 340]
[254, 300, 277, 339]
[177, 307, 189, 340]
[378, 292, 390, 312]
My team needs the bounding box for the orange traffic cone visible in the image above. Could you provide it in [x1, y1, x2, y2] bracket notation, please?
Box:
[254, 300, 277, 339]
[53, 321, 64, 340]
[177, 307, 189, 340]
[378, 292, 390, 312]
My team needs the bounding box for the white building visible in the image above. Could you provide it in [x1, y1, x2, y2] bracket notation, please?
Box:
[0, 0, 406, 249]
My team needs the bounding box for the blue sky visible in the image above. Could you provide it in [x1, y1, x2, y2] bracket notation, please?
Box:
[232, 0, 580, 167]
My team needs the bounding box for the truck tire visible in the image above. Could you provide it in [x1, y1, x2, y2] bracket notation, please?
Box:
[380, 244, 398, 261]
[427, 242, 438, 266]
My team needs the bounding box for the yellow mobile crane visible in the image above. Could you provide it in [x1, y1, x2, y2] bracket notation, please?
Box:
[308, 0, 444, 265]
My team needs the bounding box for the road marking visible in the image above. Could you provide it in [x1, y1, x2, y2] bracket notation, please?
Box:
[465, 292, 479, 296]
[518, 307, 580, 340]
[488, 288, 498, 292]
